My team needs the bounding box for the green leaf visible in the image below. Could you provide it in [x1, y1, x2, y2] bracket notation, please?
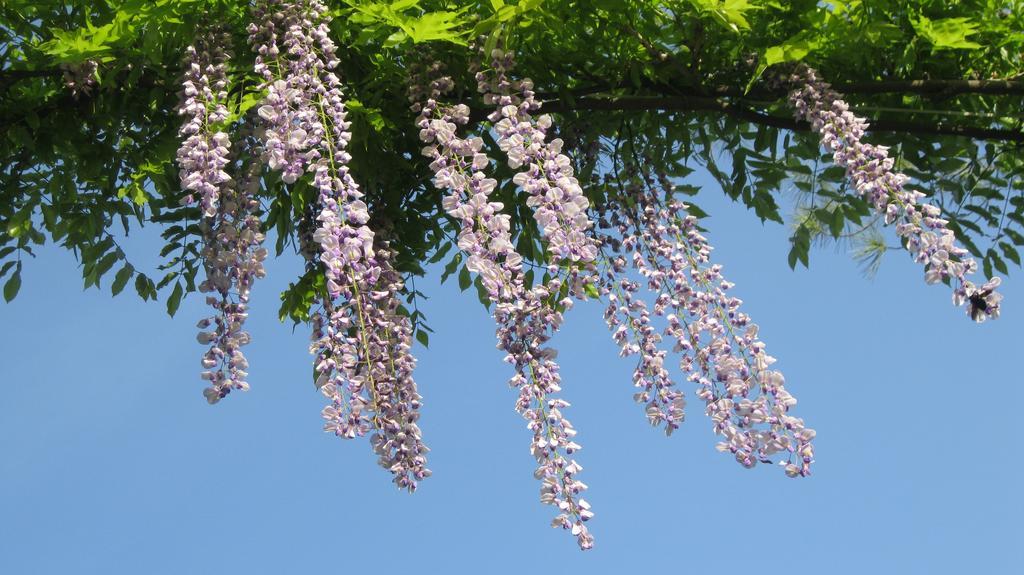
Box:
[383, 29, 408, 48]
[415, 329, 430, 347]
[764, 37, 817, 67]
[1005, 228, 1024, 246]
[458, 265, 472, 291]
[135, 274, 152, 301]
[3, 263, 22, 302]
[166, 281, 184, 317]
[427, 241, 452, 264]
[912, 16, 983, 51]
[390, 0, 420, 10]
[747, 33, 819, 93]
[685, 0, 758, 32]
[111, 264, 134, 296]
[474, 276, 491, 309]
[0, 261, 16, 280]
[999, 242, 1020, 266]
[440, 252, 463, 284]
[829, 209, 845, 238]
[992, 251, 1009, 275]
[788, 227, 811, 269]
[95, 251, 120, 280]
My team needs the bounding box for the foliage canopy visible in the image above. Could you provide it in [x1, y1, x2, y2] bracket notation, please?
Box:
[1, 0, 1021, 318]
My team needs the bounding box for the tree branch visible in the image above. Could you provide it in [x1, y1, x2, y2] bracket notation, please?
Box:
[532, 95, 1024, 143]
[833, 79, 1024, 96]
[539, 78, 1024, 101]
[0, 69, 62, 80]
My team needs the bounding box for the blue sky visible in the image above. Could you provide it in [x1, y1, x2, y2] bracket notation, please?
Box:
[1, 178, 1021, 574]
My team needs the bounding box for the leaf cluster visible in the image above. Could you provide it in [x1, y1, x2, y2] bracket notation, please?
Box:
[1, 0, 1021, 326]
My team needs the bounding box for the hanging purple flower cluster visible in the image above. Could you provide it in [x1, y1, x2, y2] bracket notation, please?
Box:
[311, 245, 431, 491]
[599, 172, 815, 477]
[595, 248, 684, 434]
[176, 32, 267, 404]
[788, 65, 1002, 322]
[249, 0, 428, 490]
[478, 49, 599, 279]
[196, 149, 269, 405]
[415, 59, 594, 548]
[176, 33, 231, 218]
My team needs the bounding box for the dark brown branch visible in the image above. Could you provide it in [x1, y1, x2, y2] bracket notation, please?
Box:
[834, 79, 1024, 96]
[0, 69, 63, 94]
[534, 95, 1024, 143]
[702, 79, 1024, 98]
[539, 78, 1024, 101]
[0, 69, 62, 80]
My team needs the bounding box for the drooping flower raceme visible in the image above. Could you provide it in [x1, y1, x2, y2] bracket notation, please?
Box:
[311, 244, 431, 491]
[594, 241, 685, 434]
[249, 1, 310, 184]
[250, 0, 428, 490]
[599, 169, 815, 478]
[176, 32, 268, 404]
[416, 68, 594, 549]
[788, 65, 1002, 322]
[176, 33, 231, 218]
[477, 48, 599, 295]
[196, 141, 269, 405]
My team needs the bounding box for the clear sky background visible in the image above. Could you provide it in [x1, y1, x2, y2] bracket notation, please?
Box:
[1, 172, 1021, 574]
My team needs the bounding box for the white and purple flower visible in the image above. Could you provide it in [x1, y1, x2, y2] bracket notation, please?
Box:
[788, 65, 1002, 322]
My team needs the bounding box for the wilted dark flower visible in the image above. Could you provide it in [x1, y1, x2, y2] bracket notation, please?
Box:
[60, 59, 98, 98]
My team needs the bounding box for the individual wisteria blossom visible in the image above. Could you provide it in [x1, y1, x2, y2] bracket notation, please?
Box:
[196, 139, 269, 405]
[60, 59, 98, 98]
[249, 0, 428, 490]
[176, 32, 231, 218]
[415, 66, 594, 549]
[598, 166, 815, 478]
[788, 65, 1002, 322]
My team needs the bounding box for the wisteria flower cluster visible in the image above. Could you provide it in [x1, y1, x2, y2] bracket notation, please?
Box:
[176, 33, 268, 404]
[596, 168, 815, 477]
[595, 248, 685, 434]
[415, 58, 594, 548]
[477, 49, 600, 279]
[176, 32, 231, 219]
[196, 145, 269, 405]
[788, 65, 1002, 322]
[249, 0, 428, 490]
